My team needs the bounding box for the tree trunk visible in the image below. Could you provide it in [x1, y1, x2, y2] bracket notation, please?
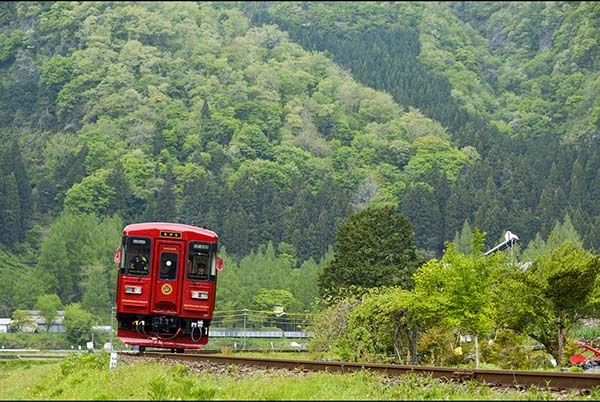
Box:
[475, 335, 479, 368]
[410, 323, 419, 365]
[557, 309, 563, 366]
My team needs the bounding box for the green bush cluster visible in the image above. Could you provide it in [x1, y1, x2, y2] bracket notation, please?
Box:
[59, 351, 109, 376]
[0, 331, 123, 351]
[0, 333, 71, 350]
[148, 364, 217, 401]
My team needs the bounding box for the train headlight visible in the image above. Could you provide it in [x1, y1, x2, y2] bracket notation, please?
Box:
[191, 291, 209, 300]
[125, 286, 142, 295]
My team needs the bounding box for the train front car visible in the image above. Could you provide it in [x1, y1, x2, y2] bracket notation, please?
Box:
[115, 222, 222, 352]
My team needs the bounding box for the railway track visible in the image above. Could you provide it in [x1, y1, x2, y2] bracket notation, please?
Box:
[0, 354, 65, 360]
[127, 351, 600, 391]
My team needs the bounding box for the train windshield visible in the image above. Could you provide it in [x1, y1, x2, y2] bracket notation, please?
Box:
[187, 241, 215, 282]
[121, 237, 151, 276]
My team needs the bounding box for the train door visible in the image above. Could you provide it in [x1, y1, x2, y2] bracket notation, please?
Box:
[151, 241, 184, 315]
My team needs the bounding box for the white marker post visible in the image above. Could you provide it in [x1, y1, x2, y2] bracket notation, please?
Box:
[109, 352, 118, 371]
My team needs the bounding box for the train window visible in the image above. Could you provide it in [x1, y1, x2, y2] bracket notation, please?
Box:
[159, 252, 178, 281]
[121, 237, 151, 276]
[187, 242, 214, 282]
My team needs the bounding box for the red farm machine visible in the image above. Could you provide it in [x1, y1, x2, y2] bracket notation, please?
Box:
[569, 340, 600, 370]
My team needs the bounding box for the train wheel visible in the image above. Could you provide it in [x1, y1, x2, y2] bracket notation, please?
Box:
[139, 346, 146, 352]
[176, 348, 184, 353]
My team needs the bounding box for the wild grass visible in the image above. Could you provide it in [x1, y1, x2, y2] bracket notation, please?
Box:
[0, 352, 598, 400]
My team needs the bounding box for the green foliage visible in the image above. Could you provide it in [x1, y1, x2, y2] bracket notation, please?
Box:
[38, 55, 75, 95]
[36, 212, 122, 305]
[63, 303, 93, 345]
[34, 294, 62, 333]
[403, 136, 469, 182]
[216, 241, 327, 315]
[4, 0, 600, 329]
[9, 309, 34, 332]
[482, 330, 538, 370]
[306, 296, 360, 354]
[411, 229, 506, 347]
[318, 205, 422, 298]
[536, 242, 598, 312]
[0, 140, 33, 247]
[522, 214, 583, 262]
[147, 364, 218, 400]
[416, 325, 464, 367]
[252, 289, 300, 313]
[59, 351, 109, 377]
[81, 266, 112, 323]
[341, 287, 416, 363]
[0, 173, 20, 247]
[497, 240, 600, 363]
[148, 375, 169, 401]
[452, 220, 473, 254]
[0, 244, 37, 316]
[63, 170, 115, 215]
[0, 332, 71, 350]
[6, 354, 587, 400]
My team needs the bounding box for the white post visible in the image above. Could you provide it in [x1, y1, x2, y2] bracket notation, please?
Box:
[110, 306, 114, 352]
[242, 309, 248, 350]
[109, 351, 118, 371]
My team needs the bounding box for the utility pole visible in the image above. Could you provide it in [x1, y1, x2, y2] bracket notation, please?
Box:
[242, 309, 248, 350]
[110, 305, 115, 352]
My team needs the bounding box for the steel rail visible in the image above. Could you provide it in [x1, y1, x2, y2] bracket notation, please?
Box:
[0, 354, 66, 360]
[132, 351, 600, 391]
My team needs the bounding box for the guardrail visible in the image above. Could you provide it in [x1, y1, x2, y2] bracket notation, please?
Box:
[209, 330, 312, 338]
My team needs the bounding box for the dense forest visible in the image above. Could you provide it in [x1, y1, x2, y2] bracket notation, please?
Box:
[1, 2, 600, 323]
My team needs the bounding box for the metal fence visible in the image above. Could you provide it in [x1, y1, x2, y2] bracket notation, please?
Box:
[211, 309, 314, 334]
[210, 330, 312, 338]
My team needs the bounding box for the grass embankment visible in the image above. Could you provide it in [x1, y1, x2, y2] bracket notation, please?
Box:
[0, 352, 598, 400]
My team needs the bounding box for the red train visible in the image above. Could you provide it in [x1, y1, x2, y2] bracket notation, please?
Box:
[114, 222, 222, 352]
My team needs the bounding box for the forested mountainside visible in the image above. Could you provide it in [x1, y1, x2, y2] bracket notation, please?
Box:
[249, 1, 600, 255]
[1, 2, 600, 313]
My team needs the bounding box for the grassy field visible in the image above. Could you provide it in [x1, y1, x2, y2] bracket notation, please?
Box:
[0, 352, 597, 400]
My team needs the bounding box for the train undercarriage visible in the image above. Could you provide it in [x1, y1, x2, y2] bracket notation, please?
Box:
[117, 313, 210, 352]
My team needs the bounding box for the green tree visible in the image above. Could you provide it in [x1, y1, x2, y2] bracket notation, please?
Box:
[0, 173, 20, 248]
[318, 205, 423, 299]
[521, 215, 583, 262]
[411, 229, 506, 367]
[145, 165, 177, 222]
[38, 54, 75, 96]
[12, 266, 47, 311]
[342, 287, 417, 364]
[37, 212, 123, 304]
[9, 309, 35, 332]
[64, 303, 94, 345]
[2, 141, 33, 241]
[81, 265, 112, 324]
[306, 296, 361, 355]
[63, 170, 115, 215]
[399, 182, 440, 257]
[34, 294, 63, 333]
[252, 289, 300, 314]
[106, 160, 136, 221]
[452, 219, 473, 254]
[497, 241, 600, 365]
[214, 249, 248, 313]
